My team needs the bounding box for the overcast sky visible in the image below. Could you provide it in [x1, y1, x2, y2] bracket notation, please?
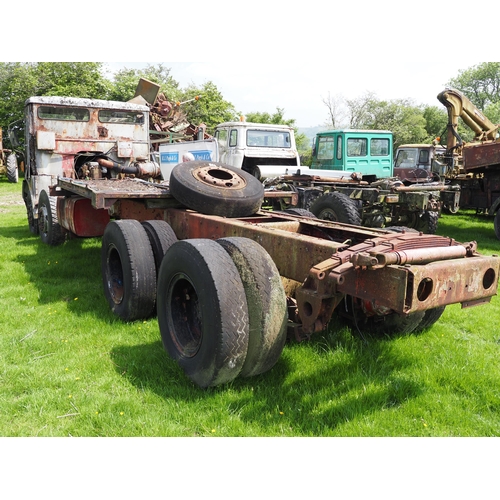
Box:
[105, 60, 483, 128]
[12, 0, 497, 131]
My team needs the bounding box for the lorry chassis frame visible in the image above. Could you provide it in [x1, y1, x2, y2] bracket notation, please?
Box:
[53, 176, 500, 342]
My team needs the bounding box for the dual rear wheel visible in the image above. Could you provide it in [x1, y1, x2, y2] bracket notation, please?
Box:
[101, 219, 288, 388]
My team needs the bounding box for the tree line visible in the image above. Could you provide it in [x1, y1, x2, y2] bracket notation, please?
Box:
[321, 62, 500, 153]
[1, 62, 499, 157]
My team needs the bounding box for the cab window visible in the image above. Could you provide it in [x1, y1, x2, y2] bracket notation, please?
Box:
[347, 138, 367, 156]
[419, 150, 430, 163]
[336, 136, 342, 160]
[215, 129, 227, 148]
[38, 106, 90, 121]
[99, 110, 144, 124]
[395, 148, 418, 168]
[317, 136, 334, 160]
[370, 138, 389, 156]
[229, 129, 238, 147]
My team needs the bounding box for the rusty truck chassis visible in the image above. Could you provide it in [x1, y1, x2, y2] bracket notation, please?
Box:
[52, 176, 500, 341]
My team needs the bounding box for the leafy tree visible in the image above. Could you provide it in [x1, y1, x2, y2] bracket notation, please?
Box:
[34, 62, 111, 99]
[346, 95, 427, 150]
[246, 108, 295, 127]
[422, 105, 448, 142]
[0, 62, 111, 146]
[485, 101, 500, 124]
[107, 63, 180, 103]
[345, 92, 376, 129]
[179, 81, 239, 134]
[447, 62, 500, 110]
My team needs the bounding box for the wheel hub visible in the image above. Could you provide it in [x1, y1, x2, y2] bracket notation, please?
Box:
[318, 208, 338, 221]
[192, 164, 246, 190]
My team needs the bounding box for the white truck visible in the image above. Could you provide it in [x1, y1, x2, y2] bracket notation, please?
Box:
[157, 121, 300, 181]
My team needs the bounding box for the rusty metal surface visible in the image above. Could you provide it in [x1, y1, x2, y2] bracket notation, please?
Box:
[164, 209, 347, 281]
[53, 176, 500, 334]
[163, 208, 499, 307]
[56, 177, 172, 209]
[463, 141, 500, 171]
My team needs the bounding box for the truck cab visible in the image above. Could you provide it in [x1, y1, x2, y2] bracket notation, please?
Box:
[310, 130, 393, 181]
[394, 144, 446, 182]
[214, 121, 300, 179]
[21, 96, 159, 237]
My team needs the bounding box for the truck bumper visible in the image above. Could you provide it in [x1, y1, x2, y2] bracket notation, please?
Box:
[336, 254, 499, 314]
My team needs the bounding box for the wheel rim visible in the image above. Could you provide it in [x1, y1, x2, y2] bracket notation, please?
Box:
[106, 246, 124, 305]
[166, 273, 202, 358]
[317, 208, 338, 221]
[192, 165, 247, 190]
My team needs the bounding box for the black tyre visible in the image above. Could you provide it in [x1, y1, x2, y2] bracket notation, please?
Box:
[443, 204, 460, 215]
[217, 237, 288, 377]
[411, 210, 439, 234]
[38, 190, 67, 245]
[22, 181, 39, 235]
[495, 211, 500, 240]
[141, 220, 178, 275]
[157, 239, 250, 388]
[101, 220, 157, 321]
[310, 191, 361, 225]
[282, 208, 317, 218]
[415, 306, 446, 332]
[169, 161, 264, 218]
[6, 154, 18, 183]
[345, 296, 425, 337]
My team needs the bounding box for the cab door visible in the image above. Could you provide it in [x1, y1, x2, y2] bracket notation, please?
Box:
[215, 127, 229, 163]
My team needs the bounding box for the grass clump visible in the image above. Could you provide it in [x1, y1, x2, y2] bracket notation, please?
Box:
[1, 179, 499, 437]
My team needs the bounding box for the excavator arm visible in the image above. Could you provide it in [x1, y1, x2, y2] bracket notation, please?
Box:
[438, 88, 499, 151]
[437, 89, 500, 174]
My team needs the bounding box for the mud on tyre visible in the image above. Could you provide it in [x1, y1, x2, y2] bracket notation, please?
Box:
[217, 237, 288, 377]
[157, 239, 250, 388]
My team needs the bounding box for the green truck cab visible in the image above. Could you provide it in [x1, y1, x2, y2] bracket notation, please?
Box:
[310, 129, 393, 181]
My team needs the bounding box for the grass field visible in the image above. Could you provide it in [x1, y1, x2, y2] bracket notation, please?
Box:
[1, 177, 500, 439]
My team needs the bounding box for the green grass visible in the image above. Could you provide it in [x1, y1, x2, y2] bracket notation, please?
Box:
[1, 178, 500, 437]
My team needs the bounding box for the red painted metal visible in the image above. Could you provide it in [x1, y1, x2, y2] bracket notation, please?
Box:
[57, 197, 110, 237]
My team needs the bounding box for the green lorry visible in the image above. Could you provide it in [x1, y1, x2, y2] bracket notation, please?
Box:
[263, 129, 448, 233]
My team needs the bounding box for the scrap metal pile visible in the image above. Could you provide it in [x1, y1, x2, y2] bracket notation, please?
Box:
[148, 92, 209, 150]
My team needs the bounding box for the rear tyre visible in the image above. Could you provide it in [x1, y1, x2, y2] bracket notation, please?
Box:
[169, 161, 264, 218]
[141, 220, 178, 275]
[495, 211, 500, 240]
[38, 189, 66, 245]
[157, 239, 250, 388]
[101, 220, 157, 321]
[415, 306, 446, 332]
[6, 154, 18, 183]
[345, 296, 425, 337]
[310, 191, 361, 225]
[413, 210, 439, 234]
[282, 208, 317, 218]
[217, 237, 288, 377]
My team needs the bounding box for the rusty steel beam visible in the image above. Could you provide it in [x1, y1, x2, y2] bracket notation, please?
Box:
[53, 176, 500, 335]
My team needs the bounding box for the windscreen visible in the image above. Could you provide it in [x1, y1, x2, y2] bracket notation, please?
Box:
[246, 129, 291, 148]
